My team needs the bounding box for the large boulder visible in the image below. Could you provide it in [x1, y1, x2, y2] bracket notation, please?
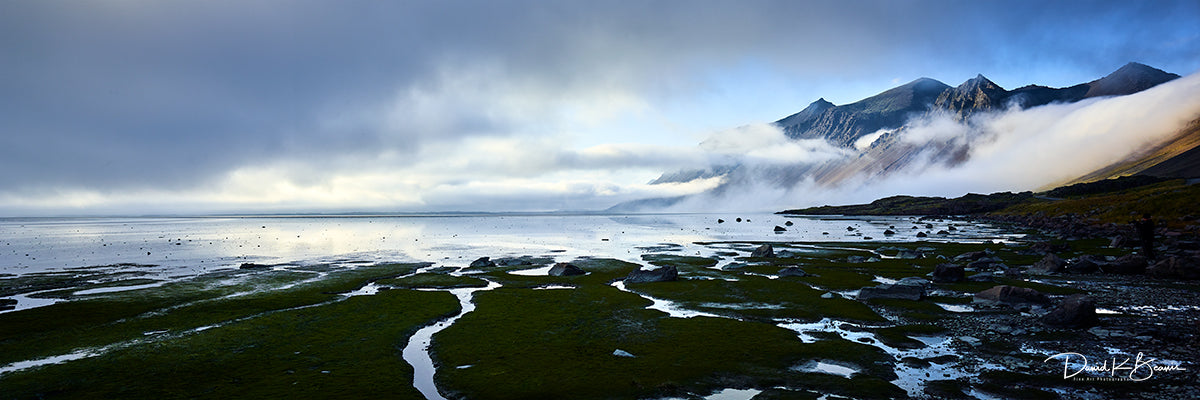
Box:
[625, 265, 678, 283]
[1028, 253, 1066, 275]
[1041, 294, 1099, 328]
[1100, 254, 1147, 275]
[931, 263, 966, 283]
[750, 244, 775, 258]
[1146, 256, 1200, 280]
[858, 281, 925, 301]
[469, 257, 497, 268]
[548, 263, 586, 276]
[973, 285, 1050, 305]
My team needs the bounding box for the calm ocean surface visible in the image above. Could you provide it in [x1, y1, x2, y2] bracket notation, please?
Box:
[1, 213, 1019, 279]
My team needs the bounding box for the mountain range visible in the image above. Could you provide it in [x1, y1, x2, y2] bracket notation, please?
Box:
[612, 62, 1198, 212]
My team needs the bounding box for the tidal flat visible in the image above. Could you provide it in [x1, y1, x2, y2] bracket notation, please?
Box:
[1, 215, 1197, 399]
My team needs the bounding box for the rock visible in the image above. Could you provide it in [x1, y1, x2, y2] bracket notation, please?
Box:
[958, 336, 982, 346]
[936, 230, 950, 235]
[858, 282, 925, 301]
[717, 219, 725, 224]
[846, 255, 867, 263]
[239, 263, 271, 269]
[1110, 236, 1127, 248]
[785, 221, 794, 226]
[720, 262, 751, 271]
[821, 292, 836, 299]
[469, 257, 497, 268]
[548, 263, 586, 276]
[915, 232, 928, 238]
[778, 266, 808, 277]
[953, 251, 989, 262]
[883, 229, 896, 235]
[967, 272, 996, 282]
[1028, 253, 1066, 275]
[1146, 256, 1200, 279]
[1100, 254, 1147, 275]
[736, 218, 742, 223]
[774, 225, 787, 232]
[750, 244, 775, 258]
[897, 250, 922, 259]
[1064, 257, 1099, 274]
[896, 277, 932, 287]
[625, 265, 678, 283]
[931, 263, 966, 283]
[1041, 294, 1099, 328]
[613, 349, 636, 358]
[1002, 266, 1023, 278]
[973, 285, 1050, 305]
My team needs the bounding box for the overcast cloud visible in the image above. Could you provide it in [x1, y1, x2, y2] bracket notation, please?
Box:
[1, 1, 1198, 215]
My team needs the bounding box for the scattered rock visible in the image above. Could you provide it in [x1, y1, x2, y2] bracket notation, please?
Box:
[821, 292, 836, 299]
[717, 219, 725, 224]
[883, 229, 896, 235]
[937, 230, 950, 235]
[858, 281, 925, 301]
[916, 232, 928, 238]
[613, 349, 636, 358]
[846, 255, 867, 263]
[778, 266, 808, 277]
[1064, 257, 1099, 274]
[774, 226, 787, 232]
[931, 263, 966, 283]
[897, 250, 922, 259]
[958, 336, 982, 346]
[1100, 254, 1147, 275]
[784, 221, 794, 226]
[548, 263, 586, 276]
[1028, 253, 1066, 275]
[750, 244, 775, 258]
[239, 263, 271, 269]
[736, 218, 743, 223]
[973, 285, 1050, 305]
[953, 251, 989, 262]
[469, 257, 497, 268]
[1146, 256, 1200, 279]
[1041, 294, 1099, 328]
[625, 265, 678, 283]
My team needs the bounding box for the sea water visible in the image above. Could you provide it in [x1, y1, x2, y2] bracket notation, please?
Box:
[0, 213, 1016, 283]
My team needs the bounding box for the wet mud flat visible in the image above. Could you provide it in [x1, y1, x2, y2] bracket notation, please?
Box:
[1, 233, 1197, 399]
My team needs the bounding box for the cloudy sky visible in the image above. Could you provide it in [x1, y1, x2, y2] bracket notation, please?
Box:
[2, 0, 1198, 216]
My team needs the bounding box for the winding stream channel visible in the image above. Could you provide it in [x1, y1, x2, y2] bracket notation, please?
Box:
[402, 280, 501, 400]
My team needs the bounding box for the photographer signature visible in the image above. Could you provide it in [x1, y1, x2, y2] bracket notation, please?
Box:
[1044, 352, 1187, 381]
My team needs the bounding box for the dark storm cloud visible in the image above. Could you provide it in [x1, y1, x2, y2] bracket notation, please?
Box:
[0, 0, 1196, 210]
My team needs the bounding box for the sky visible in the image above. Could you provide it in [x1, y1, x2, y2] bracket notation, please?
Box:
[1, 0, 1198, 216]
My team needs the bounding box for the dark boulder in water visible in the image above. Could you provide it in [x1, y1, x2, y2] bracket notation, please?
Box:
[548, 262, 586, 276]
[883, 229, 896, 235]
[773, 226, 787, 233]
[1041, 294, 1099, 328]
[931, 263, 966, 283]
[239, 263, 271, 269]
[750, 244, 775, 258]
[469, 257, 497, 268]
[625, 265, 678, 283]
[784, 221, 794, 226]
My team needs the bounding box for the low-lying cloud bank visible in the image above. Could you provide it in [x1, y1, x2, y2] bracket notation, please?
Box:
[653, 70, 1200, 212]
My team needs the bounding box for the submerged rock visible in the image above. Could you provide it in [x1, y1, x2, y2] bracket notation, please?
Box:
[548, 263, 586, 276]
[778, 266, 808, 277]
[973, 285, 1050, 305]
[469, 257, 497, 268]
[625, 265, 678, 283]
[750, 244, 775, 258]
[1041, 294, 1099, 328]
[931, 263, 966, 283]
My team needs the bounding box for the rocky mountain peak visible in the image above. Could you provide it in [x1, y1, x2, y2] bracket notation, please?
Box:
[1085, 62, 1180, 98]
